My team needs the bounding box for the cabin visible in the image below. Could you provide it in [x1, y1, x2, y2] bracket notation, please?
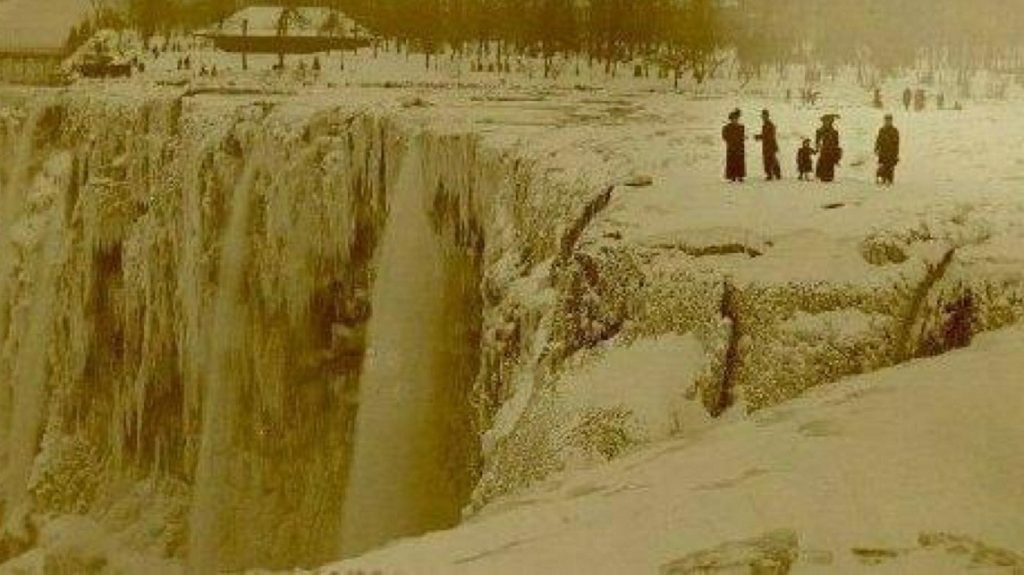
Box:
[0, 0, 91, 85]
[199, 6, 373, 55]
[0, 48, 69, 86]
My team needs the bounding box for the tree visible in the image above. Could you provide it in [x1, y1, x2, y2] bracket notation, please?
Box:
[276, 8, 311, 68]
[659, 0, 723, 88]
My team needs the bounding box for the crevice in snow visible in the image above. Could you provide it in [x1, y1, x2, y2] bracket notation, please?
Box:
[654, 242, 764, 259]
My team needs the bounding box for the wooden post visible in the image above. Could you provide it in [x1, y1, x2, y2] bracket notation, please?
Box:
[242, 19, 248, 71]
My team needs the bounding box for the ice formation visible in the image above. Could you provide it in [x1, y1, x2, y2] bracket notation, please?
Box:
[0, 86, 1022, 573]
[0, 91, 497, 571]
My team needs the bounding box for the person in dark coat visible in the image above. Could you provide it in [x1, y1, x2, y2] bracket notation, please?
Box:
[722, 109, 746, 182]
[875, 114, 900, 185]
[815, 114, 842, 182]
[902, 88, 913, 111]
[754, 109, 782, 180]
[797, 138, 816, 181]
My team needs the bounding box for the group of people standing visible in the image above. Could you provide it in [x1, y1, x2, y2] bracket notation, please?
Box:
[722, 109, 900, 185]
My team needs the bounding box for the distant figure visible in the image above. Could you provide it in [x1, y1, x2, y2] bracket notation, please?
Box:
[184, 55, 192, 70]
[797, 139, 816, 181]
[875, 114, 900, 185]
[902, 88, 913, 111]
[815, 114, 842, 182]
[313, 56, 321, 72]
[914, 89, 927, 112]
[873, 87, 883, 109]
[802, 89, 820, 106]
[722, 109, 746, 183]
[754, 109, 782, 180]
[937, 92, 946, 110]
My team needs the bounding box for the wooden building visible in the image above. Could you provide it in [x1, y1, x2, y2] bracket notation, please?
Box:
[199, 6, 373, 55]
[0, 0, 90, 85]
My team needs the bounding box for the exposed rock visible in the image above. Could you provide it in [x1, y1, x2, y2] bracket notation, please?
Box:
[660, 529, 800, 575]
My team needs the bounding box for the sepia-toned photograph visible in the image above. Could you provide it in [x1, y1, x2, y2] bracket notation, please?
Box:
[0, 0, 1022, 573]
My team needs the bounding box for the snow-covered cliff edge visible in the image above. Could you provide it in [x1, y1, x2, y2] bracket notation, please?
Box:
[0, 86, 1022, 573]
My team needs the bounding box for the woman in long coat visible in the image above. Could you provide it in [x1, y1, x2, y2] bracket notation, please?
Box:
[815, 115, 841, 182]
[722, 109, 746, 182]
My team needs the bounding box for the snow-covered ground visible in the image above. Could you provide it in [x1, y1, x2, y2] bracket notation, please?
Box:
[0, 63, 1022, 573]
[325, 82, 1024, 573]
[322, 326, 1024, 575]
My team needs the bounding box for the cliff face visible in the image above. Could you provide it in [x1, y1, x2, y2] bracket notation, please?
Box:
[0, 87, 616, 571]
[1, 93, 386, 570]
[0, 88, 1022, 573]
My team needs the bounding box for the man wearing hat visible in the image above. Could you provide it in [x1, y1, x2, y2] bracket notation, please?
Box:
[815, 114, 842, 182]
[722, 109, 746, 182]
[755, 109, 782, 181]
[875, 114, 900, 185]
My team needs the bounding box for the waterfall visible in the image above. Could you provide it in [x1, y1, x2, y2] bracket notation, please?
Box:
[188, 159, 260, 574]
[339, 137, 465, 557]
[0, 105, 44, 353]
[0, 150, 71, 541]
[0, 99, 482, 567]
[0, 107, 53, 540]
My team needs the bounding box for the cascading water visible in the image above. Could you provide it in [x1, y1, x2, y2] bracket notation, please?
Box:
[1, 163, 70, 547]
[0, 105, 44, 356]
[0, 97, 484, 569]
[339, 137, 469, 557]
[0, 108, 57, 541]
[188, 159, 260, 574]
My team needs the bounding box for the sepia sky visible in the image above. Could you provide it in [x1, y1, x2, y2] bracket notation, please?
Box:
[0, 0, 91, 52]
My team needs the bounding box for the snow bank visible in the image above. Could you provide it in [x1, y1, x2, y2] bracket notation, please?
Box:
[325, 327, 1024, 575]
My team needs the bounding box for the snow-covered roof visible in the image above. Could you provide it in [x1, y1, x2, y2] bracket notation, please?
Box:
[0, 0, 92, 54]
[211, 6, 367, 39]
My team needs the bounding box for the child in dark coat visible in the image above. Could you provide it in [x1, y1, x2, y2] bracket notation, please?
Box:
[797, 139, 816, 181]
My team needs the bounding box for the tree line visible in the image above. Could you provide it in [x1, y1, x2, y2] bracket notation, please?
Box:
[88, 0, 1024, 84]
